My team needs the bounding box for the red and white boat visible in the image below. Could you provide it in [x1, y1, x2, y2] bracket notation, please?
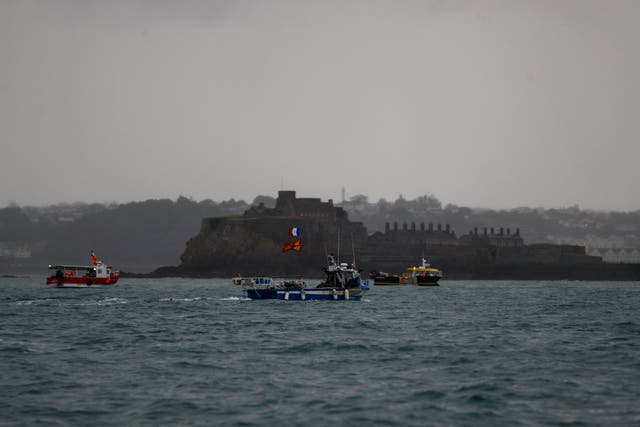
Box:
[46, 252, 119, 288]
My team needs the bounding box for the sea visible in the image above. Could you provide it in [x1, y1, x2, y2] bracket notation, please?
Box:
[1, 277, 639, 426]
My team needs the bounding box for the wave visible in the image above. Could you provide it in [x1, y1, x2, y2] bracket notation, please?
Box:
[158, 297, 212, 302]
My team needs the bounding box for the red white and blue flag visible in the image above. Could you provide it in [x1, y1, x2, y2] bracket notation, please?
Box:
[289, 227, 301, 237]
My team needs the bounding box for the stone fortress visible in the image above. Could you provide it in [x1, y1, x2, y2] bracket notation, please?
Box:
[172, 191, 640, 279]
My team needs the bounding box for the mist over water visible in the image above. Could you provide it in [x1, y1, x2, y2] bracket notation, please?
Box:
[1, 278, 639, 425]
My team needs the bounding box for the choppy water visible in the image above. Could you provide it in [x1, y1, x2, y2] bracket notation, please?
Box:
[1, 277, 639, 426]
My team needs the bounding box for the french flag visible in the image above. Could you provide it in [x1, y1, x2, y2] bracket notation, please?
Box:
[289, 227, 301, 237]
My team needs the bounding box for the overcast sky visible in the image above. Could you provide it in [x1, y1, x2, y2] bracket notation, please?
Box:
[1, 0, 638, 210]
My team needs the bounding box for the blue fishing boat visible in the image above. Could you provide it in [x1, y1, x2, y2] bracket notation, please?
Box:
[238, 254, 370, 301]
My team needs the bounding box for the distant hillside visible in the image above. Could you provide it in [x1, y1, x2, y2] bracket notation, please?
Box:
[0, 197, 253, 273]
[1, 193, 639, 274]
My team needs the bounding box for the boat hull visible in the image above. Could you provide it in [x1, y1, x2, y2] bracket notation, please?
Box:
[46, 283, 117, 288]
[401, 277, 441, 286]
[45, 277, 119, 288]
[415, 277, 440, 286]
[372, 275, 402, 286]
[245, 287, 365, 301]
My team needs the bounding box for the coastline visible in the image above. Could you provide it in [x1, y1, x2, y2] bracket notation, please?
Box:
[120, 262, 640, 281]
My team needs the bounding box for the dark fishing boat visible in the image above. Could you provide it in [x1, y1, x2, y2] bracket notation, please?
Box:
[239, 254, 370, 301]
[369, 271, 402, 286]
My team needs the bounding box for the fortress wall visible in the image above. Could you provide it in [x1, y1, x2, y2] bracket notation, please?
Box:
[181, 212, 370, 276]
[175, 191, 615, 278]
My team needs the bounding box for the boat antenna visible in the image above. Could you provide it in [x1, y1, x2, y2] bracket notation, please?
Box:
[351, 233, 356, 268]
[421, 250, 429, 267]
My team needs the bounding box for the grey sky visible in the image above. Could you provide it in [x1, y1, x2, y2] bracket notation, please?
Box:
[1, 0, 638, 210]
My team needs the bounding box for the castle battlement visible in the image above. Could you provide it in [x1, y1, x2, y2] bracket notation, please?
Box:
[244, 190, 346, 221]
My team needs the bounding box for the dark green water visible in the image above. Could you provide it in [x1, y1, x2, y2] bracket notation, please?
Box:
[1, 278, 639, 426]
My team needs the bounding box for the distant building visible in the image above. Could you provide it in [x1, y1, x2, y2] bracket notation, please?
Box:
[459, 227, 524, 248]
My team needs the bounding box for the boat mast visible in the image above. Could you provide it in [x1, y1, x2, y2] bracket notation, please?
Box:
[337, 226, 341, 264]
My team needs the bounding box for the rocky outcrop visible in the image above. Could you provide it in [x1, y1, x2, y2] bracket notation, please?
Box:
[169, 190, 640, 280]
[178, 192, 370, 276]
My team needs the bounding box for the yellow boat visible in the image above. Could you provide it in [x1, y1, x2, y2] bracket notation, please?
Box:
[401, 258, 443, 286]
